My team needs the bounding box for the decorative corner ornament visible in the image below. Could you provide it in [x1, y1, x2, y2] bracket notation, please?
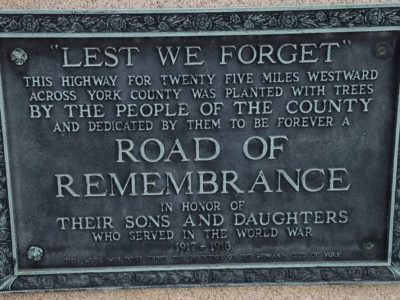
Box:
[27, 246, 43, 262]
[10, 48, 28, 65]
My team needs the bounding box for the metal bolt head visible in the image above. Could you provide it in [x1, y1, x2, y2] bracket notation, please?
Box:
[363, 241, 375, 251]
[374, 44, 389, 58]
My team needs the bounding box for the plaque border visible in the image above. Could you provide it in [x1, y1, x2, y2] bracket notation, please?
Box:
[0, 4, 399, 292]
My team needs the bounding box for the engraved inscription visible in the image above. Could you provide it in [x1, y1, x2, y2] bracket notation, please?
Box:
[0, 31, 398, 273]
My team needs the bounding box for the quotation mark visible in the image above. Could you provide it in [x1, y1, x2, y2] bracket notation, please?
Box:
[342, 39, 351, 45]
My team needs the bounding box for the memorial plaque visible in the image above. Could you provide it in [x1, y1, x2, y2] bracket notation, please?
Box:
[0, 5, 400, 292]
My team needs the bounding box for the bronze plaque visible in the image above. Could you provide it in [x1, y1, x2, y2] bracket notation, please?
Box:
[0, 5, 399, 292]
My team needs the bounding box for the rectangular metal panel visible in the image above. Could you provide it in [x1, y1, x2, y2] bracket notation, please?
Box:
[0, 5, 399, 291]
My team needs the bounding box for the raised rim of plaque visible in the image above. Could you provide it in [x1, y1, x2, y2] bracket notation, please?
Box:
[0, 4, 399, 290]
[0, 4, 399, 36]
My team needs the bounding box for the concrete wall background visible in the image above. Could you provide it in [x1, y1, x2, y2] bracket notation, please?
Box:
[0, 0, 400, 298]
[1, 0, 400, 9]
